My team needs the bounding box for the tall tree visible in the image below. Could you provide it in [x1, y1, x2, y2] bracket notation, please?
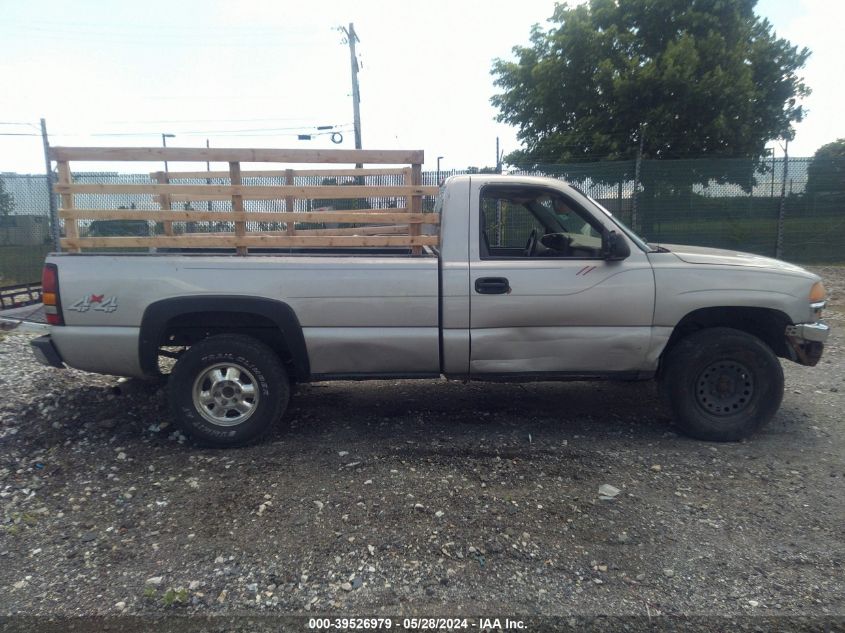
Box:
[491, 0, 810, 183]
[805, 139, 845, 196]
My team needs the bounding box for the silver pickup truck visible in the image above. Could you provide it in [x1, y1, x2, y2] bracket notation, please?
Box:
[31, 175, 829, 446]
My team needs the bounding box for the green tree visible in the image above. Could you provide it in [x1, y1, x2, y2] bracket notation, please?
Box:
[465, 166, 498, 174]
[805, 139, 845, 195]
[0, 177, 14, 217]
[491, 0, 810, 186]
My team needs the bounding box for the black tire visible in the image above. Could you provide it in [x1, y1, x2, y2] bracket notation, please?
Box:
[168, 334, 290, 447]
[661, 327, 784, 442]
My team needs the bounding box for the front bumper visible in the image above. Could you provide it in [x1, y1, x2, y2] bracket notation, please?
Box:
[785, 322, 830, 366]
[30, 335, 65, 369]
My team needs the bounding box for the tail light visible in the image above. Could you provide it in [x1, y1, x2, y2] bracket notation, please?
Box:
[42, 263, 64, 326]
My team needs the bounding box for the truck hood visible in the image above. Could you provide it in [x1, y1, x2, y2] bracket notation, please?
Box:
[659, 244, 809, 274]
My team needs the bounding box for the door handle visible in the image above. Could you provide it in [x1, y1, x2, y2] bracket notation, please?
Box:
[475, 277, 510, 294]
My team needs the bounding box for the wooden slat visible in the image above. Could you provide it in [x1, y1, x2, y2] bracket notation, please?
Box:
[285, 167, 407, 178]
[286, 225, 409, 236]
[407, 164, 424, 256]
[56, 161, 79, 253]
[62, 234, 440, 249]
[162, 167, 408, 179]
[183, 226, 410, 237]
[153, 172, 174, 236]
[229, 161, 246, 255]
[245, 225, 410, 237]
[50, 147, 425, 165]
[60, 209, 440, 224]
[53, 183, 440, 199]
[47, 145, 439, 256]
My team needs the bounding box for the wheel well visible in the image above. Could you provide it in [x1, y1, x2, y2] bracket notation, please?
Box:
[160, 311, 298, 380]
[140, 296, 310, 381]
[662, 307, 791, 363]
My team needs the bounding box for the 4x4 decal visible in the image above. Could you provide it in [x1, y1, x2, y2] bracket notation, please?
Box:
[67, 294, 119, 313]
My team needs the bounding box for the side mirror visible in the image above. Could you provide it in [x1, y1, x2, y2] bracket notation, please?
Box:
[602, 230, 631, 261]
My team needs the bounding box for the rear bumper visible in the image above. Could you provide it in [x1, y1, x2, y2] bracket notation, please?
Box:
[785, 322, 830, 366]
[30, 335, 65, 369]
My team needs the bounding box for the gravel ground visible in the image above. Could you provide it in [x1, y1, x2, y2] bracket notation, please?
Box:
[0, 267, 843, 630]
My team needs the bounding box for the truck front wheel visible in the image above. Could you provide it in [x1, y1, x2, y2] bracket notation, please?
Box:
[168, 334, 290, 447]
[661, 327, 784, 441]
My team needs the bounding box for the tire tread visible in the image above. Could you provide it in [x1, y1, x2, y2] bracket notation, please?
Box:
[662, 327, 784, 442]
[168, 334, 289, 447]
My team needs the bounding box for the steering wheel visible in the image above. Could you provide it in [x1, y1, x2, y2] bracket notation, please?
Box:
[541, 232, 573, 255]
[524, 228, 539, 257]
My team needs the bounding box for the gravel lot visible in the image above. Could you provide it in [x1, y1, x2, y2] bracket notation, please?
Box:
[0, 267, 843, 630]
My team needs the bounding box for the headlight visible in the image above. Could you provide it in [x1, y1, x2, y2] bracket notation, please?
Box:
[809, 281, 826, 303]
[809, 281, 827, 319]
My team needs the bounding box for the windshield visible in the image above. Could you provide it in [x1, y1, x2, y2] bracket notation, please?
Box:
[573, 189, 654, 253]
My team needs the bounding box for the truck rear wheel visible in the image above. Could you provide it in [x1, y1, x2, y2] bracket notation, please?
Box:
[168, 334, 290, 447]
[661, 327, 784, 441]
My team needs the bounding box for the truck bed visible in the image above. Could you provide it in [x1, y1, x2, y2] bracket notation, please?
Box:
[49, 253, 441, 378]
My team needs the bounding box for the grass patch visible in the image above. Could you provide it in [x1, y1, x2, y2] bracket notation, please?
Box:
[162, 587, 188, 606]
[641, 215, 845, 263]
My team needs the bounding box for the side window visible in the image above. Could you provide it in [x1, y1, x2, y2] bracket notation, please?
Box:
[481, 195, 544, 252]
[480, 187, 604, 259]
[552, 197, 603, 241]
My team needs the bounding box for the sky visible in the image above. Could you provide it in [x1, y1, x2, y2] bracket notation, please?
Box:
[0, 0, 843, 175]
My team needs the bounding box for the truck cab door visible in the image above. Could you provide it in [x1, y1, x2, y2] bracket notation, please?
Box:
[468, 182, 655, 376]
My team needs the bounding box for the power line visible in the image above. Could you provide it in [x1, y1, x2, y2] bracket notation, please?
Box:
[2, 23, 320, 41]
[46, 124, 353, 136]
[99, 116, 333, 124]
[42, 126, 355, 139]
[169, 124, 351, 135]
[9, 19, 315, 36]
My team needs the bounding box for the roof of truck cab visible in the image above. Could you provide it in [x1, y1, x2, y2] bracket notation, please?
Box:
[443, 173, 574, 189]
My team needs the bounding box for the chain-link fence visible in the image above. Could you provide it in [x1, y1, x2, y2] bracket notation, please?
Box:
[0, 173, 54, 288]
[1, 156, 843, 287]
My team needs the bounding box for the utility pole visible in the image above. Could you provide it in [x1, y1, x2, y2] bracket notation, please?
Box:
[775, 138, 789, 259]
[769, 147, 776, 198]
[206, 139, 211, 213]
[339, 23, 362, 153]
[631, 123, 645, 235]
[496, 137, 501, 173]
[161, 133, 175, 173]
[40, 118, 60, 251]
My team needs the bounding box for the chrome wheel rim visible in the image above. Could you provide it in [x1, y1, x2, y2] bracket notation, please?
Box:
[695, 360, 754, 416]
[192, 362, 259, 426]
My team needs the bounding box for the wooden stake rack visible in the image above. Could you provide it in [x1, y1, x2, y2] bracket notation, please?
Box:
[50, 147, 441, 256]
